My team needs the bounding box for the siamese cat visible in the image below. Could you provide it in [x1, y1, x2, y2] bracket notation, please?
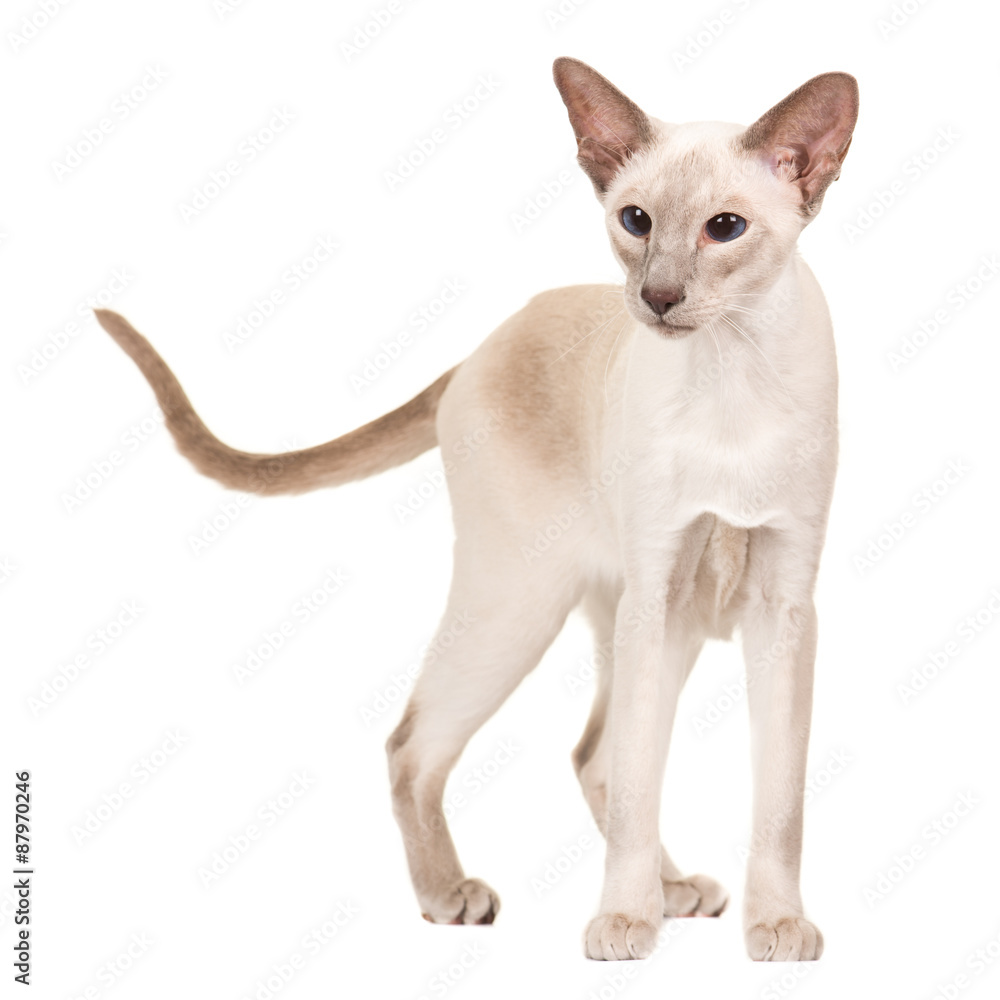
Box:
[94, 57, 858, 961]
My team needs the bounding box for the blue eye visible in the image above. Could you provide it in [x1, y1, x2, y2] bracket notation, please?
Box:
[621, 206, 651, 236]
[706, 213, 747, 242]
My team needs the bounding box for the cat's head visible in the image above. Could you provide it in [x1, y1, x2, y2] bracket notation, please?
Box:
[553, 58, 858, 337]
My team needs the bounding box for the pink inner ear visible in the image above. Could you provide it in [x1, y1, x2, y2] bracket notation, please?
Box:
[766, 146, 799, 181]
[553, 57, 652, 193]
[580, 134, 630, 175]
[800, 126, 847, 175]
[744, 73, 858, 210]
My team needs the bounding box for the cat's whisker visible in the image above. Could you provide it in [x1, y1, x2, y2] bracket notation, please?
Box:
[603, 311, 631, 405]
[722, 304, 784, 323]
[549, 308, 624, 368]
[715, 298, 795, 334]
[718, 312, 794, 407]
[578, 307, 624, 425]
[621, 321, 637, 425]
[707, 320, 726, 394]
[708, 320, 724, 368]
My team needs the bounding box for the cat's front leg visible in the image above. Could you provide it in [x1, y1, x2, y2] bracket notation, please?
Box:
[583, 579, 698, 960]
[740, 528, 824, 961]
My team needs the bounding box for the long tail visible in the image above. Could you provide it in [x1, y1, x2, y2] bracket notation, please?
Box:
[94, 309, 457, 496]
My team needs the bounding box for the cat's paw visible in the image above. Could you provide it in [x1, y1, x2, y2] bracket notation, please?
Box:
[583, 913, 659, 960]
[420, 878, 499, 925]
[745, 917, 823, 961]
[661, 873, 728, 917]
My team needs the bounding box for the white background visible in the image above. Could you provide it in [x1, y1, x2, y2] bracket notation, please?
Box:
[4, 0, 1000, 997]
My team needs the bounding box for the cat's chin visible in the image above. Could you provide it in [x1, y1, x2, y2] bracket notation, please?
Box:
[644, 317, 698, 340]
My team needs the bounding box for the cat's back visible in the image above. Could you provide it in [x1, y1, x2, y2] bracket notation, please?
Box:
[437, 283, 627, 480]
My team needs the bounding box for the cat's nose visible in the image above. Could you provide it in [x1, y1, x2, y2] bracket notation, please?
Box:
[641, 286, 683, 315]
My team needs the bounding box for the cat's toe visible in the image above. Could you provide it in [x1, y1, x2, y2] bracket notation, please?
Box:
[745, 916, 822, 961]
[583, 913, 659, 961]
[662, 872, 728, 917]
[421, 877, 499, 925]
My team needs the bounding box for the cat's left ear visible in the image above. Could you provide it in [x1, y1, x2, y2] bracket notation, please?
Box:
[553, 57, 653, 197]
[742, 72, 859, 217]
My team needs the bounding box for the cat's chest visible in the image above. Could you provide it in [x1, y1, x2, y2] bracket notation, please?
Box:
[618, 400, 825, 529]
[605, 331, 836, 529]
[676, 422, 791, 522]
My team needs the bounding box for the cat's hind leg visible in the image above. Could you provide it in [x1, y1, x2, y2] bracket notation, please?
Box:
[386, 539, 582, 924]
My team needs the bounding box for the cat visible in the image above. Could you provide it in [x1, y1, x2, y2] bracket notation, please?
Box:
[93, 56, 858, 962]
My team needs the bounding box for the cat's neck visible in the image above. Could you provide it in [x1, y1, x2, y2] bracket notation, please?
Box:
[612, 255, 834, 435]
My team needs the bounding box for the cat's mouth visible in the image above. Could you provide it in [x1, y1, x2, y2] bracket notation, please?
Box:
[647, 316, 697, 339]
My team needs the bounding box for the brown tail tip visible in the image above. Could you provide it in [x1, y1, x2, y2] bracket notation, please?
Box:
[93, 307, 133, 343]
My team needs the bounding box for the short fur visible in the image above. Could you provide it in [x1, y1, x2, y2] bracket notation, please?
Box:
[94, 58, 858, 962]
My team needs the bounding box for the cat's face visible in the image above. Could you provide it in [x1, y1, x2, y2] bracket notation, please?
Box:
[602, 123, 804, 335]
[553, 60, 858, 337]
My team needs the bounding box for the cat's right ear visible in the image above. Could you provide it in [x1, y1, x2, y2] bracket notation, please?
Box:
[553, 57, 653, 197]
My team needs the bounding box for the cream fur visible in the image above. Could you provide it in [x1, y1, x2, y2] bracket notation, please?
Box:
[95, 58, 858, 962]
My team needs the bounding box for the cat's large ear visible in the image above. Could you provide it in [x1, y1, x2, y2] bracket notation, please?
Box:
[741, 72, 859, 217]
[553, 57, 653, 197]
